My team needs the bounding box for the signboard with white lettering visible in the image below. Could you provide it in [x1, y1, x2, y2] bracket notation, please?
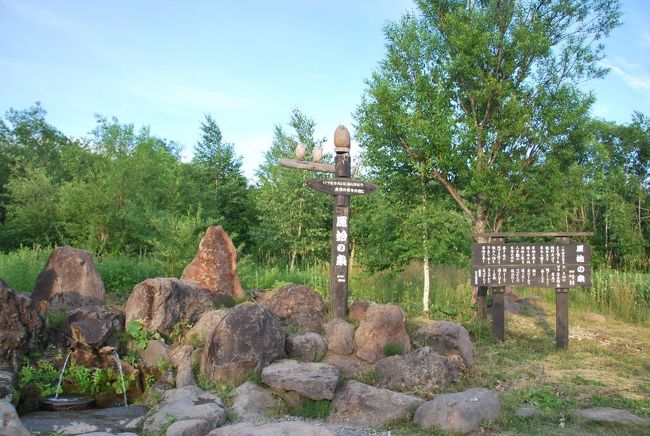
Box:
[308, 178, 377, 196]
[471, 243, 591, 288]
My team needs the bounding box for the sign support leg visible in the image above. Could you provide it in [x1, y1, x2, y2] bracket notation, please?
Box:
[556, 289, 569, 349]
[477, 286, 488, 318]
[492, 287, 505, 341]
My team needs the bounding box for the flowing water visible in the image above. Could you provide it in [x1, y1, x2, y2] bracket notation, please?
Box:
[112, 350, 128, 407]
[54, 350, 72, 399]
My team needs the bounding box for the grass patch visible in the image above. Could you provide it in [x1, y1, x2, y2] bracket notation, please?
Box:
[287, 399, 331, 419]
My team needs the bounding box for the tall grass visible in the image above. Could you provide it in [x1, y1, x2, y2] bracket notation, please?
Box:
[0, 245, 50, 291]
[1, 246, 648, 323]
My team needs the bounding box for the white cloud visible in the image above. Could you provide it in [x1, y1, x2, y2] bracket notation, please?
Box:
[601, 59, 650, 93]
[128, 76, 269, 117]
[2, 0, 81, 32]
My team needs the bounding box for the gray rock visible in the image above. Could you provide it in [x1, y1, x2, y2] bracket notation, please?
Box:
[232, 381, 276, 420]
[323, 319, 355, 355]
[375, 346, 460, 392]
[166, 418, 211, 436]
[176, 361, 195, 388]
[185, 309, 229, 347]
[353, 303, 411, 364]
[259, 284, 327, 332]
[328, 380, 424, 427]
[348, 301, 372, 324]
[0, 369, 17, 401]
[170, 344, 194, 367]
[262, 359, 340, 400]
[321, 353, 373, 377]
[413, 388, 501, 434]
[64, 306, 125, 349]
[0, 280, 44, 371]
[411, 320, 474, 367]
[201, 303, 285, 385]
[286, 332, 328, 362]
[570, 407, 650, 425]
[138, 339, 170, 370]
[0, 401, 30, 435]
[515, 407, 541, 418]
[125, 277, 215, 336]
[207, 421, 336, 436]
[21, 405, 148, 435]
[32, 246, 106, 312]
[143, 385, 227, 434]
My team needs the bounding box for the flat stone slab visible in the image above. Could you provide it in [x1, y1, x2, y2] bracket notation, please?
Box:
[262, 359, 340, 400]
[571, 407, 650, 425]
[208, 421, 336, 435]
[21, 405, 148, 435]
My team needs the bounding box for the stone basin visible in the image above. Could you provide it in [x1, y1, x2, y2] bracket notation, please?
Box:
[39, 394, 95, 411]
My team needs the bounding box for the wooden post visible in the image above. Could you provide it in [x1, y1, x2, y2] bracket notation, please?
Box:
[492, 287, 505, 341]
[330, 127, 352, 318]
[491, 236, 505, 341]
[556, 236, 570, 349]
[477, 286, 488, 318]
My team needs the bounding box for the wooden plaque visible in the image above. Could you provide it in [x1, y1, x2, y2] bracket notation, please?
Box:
[308, 178, 377, 196]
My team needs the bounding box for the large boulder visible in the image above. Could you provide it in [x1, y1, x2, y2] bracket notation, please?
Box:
[411, 320, 474, 367]
[124, 278, 214, 336]
[328, 380, 424, 427]
[353, 303, 411, 363]
[181, 226, 246, 300]
[231, 381, 276, 420]
[0, 280, 44, 370]
[321, 353, 373, 377]
[323, 318, 355, 355]
[0, 401, 30, 436]
[413, 388, 501, 434]
[348, 301, 372, 324]
[260, 284, 327, 332]
[261, 360, 340, 401]
[184, 309, 229, 347]
[64, 306, 125, 349]
[31, 246, 105, 312]
[143, 386, 227, 435]
[570, 407, 650, 425]
[375, 347, 460, 393]
[200, 303, 285, 385]
[286, 332, 327, 362]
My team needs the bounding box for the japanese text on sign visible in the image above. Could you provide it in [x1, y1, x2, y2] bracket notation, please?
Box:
[471, 243, 591, 288]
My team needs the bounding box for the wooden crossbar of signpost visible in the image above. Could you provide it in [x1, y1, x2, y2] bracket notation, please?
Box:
[471, 232, 593, 349]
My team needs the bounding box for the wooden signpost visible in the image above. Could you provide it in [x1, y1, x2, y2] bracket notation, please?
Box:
[471, 232, 593, 349]
[280, 126, 377, 318]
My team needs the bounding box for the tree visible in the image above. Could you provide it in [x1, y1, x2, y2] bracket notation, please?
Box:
[189, 115, 255, 250]
[253, 110, 331, 268]
[355, 0, 622, 241]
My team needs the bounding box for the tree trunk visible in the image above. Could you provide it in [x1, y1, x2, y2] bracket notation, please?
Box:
[422, 255, 430, 313]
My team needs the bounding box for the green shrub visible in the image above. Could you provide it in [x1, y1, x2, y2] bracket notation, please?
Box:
[383, 342, 405, 357]
[0, 245, 49, 291]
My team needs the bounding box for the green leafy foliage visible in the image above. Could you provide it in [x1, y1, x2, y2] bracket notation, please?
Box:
[18, 358, 60, 397]
[126, 320, 161, 349]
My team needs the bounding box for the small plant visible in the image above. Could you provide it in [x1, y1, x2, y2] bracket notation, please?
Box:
[126, 320, 161, 349]
[156, 357, 174, 372]
[383, 342, 405, 357]
[46, 310, 68, 329]
[245, 371, 263, 385]
[288, 398, 331, 419]
[169, 320, 193, 345]
[124, 349, 140, 368]
[18, 358, 60, 397]
[145, 374, 156, 390]
[159, 412, 177, 435]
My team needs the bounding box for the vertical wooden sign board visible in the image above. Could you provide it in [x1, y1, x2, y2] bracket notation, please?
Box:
[471, 232, 593, 349]
[281, 126, 377, 319]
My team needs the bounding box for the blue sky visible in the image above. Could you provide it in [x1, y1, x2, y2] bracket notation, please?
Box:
[1, 0, 649, 178]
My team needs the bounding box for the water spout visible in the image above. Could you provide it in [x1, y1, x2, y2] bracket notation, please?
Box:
[112, 350, 128, 407]
[54, 350, 72, 399]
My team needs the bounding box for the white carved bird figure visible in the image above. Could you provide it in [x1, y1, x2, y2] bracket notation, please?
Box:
[312, 146, 323, 163]
[295, 142, 307, 161]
